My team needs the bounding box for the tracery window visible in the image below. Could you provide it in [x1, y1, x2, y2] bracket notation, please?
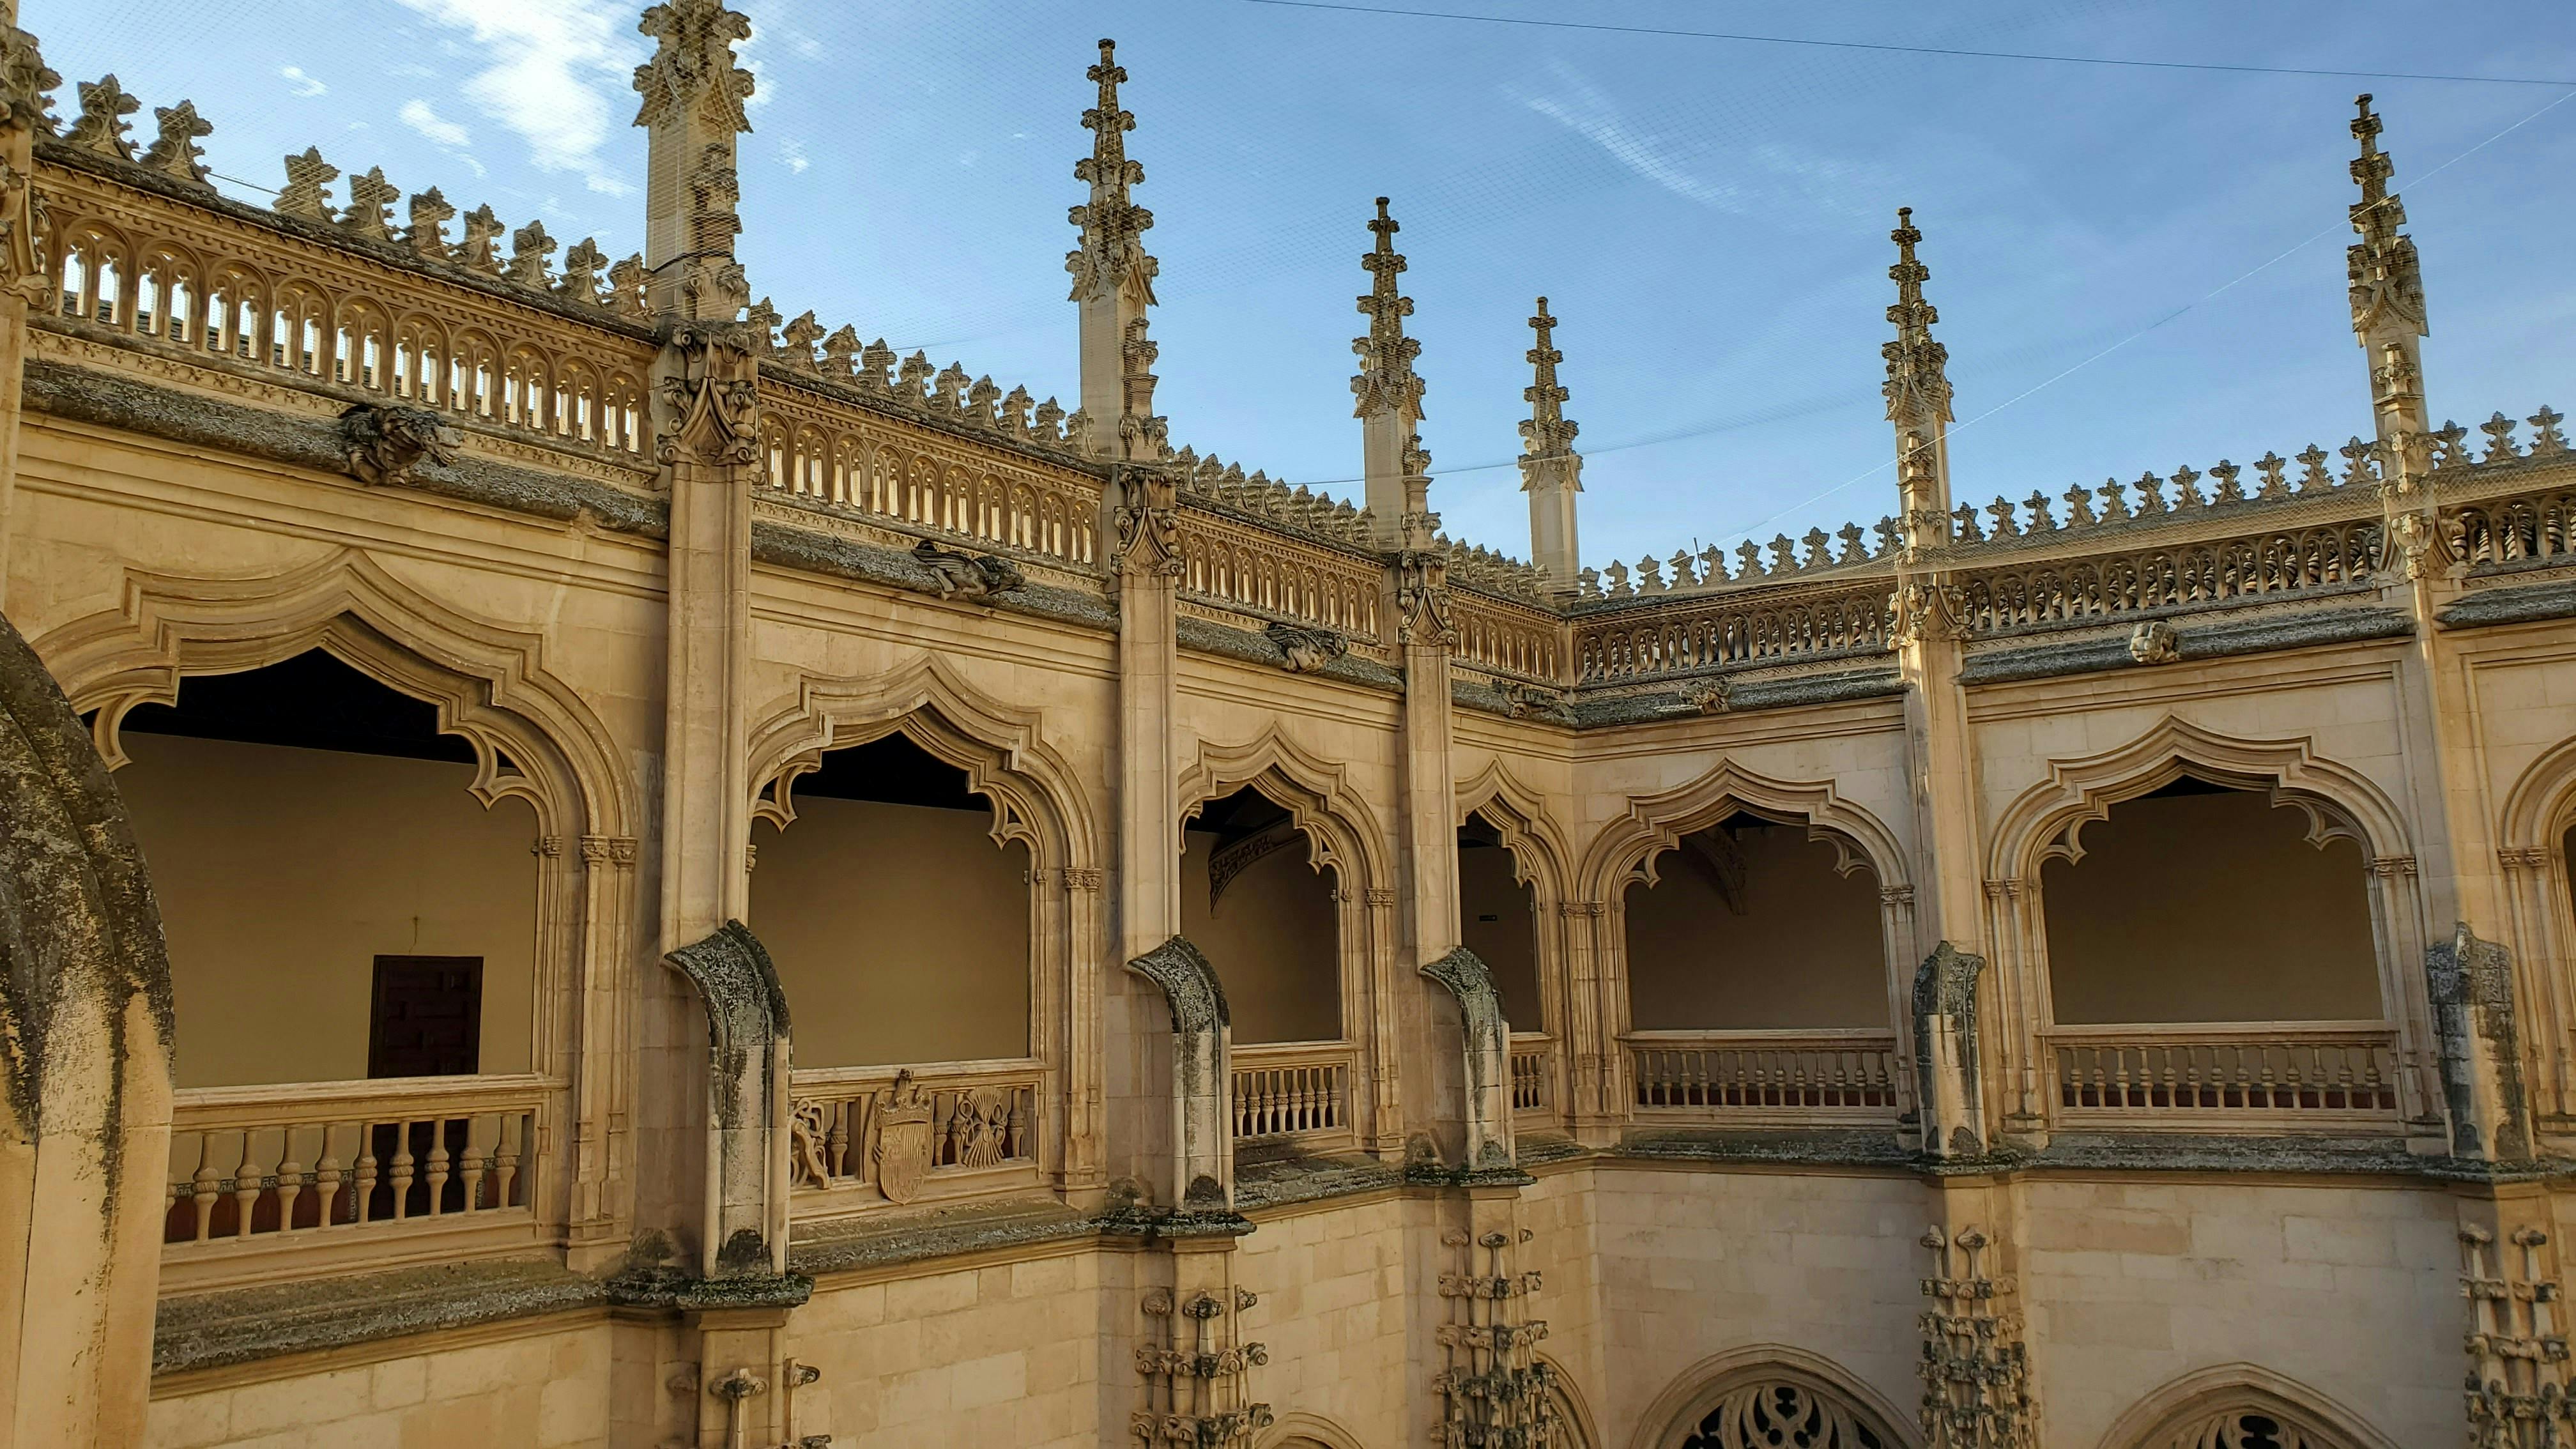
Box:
[2152, 1408, 2353, 1448]
[1677, 1381, 1892, 1449]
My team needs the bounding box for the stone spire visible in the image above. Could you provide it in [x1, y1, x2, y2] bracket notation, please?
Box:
[2347, 93, 2428, 445]
[1354, 196, 1427, 545]
[1517, 298, 1582, 595]
[631, 0, 755, 321]
[1068, 39, 1160, 457]
[1883, 207, 1954, 551]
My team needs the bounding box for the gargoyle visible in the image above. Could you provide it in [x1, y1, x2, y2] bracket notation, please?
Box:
[341, 403, 463, 488]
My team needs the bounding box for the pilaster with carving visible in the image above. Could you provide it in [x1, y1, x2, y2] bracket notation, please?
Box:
[0, 0, 53, 596]
[1434, 1191, 1561, 1448]
[1882, 210, 2000, 1147]
[1917, 1223, 2035, 1448]
[568, 833, 641, 1263]
[1132, 1246, 1270, 1446]
[2458, 1213, 2575, 1448]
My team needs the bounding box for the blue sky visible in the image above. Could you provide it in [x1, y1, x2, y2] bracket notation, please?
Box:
[43, 0, 2576, 572]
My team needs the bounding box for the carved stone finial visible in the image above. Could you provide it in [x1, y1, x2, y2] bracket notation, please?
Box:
[1066, 37, 1157, 309]
[1351, 195, 1425, 426]
[1514, 299, 1576, 461]
[274, 146, 338, 221]
[632, 0, 755, 134]
[2347, 93, 2425, 345]
[558, 237, 608, 302]
[65, 72, 138, 158]
[339, 166, 399, 241]
[341, 403, 463, 488]
[1883, 206, 1953, 431]
[458, 204, 505, 275]
[134, 100, 214, 191]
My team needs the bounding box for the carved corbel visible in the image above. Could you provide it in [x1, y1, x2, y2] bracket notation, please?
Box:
[2428, 922, 2532, 1160]
[340, 403, 464, 488]
[1123, 935, 1237, 1216]
[1910, 942, 1986, 1159]
[663, 920, 793, 1277]
[1396, 547, 1458, 648]
[654, 323, 760, 468]
[1418, 947, 1519, 1177]
[1111, 464, 1184, 578]
[910, 540, 1025, 601]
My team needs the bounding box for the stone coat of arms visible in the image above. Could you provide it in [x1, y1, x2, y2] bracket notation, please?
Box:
[871, 1069, 937, 1205]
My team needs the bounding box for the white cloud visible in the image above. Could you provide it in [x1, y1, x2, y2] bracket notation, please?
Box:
[779, 138, 809, 174]
[400, 99, 472, 148]
[1517, 63, 1887, 224]
[388, 0, 640, 197]
[280, 65, 328, 98]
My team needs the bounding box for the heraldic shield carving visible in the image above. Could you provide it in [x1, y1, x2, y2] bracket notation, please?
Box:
[871, 1069, 938, 1205]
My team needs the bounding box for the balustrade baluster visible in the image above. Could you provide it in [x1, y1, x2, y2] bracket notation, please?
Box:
[388, 1120, 418, 1221]
[274, 1132, 307, 1234]
[459, 1119, 489, 1213]
[313, 1131, 345, 1229]
[424, 1121, 454, 1217]
[190, 1143, 221, 1243]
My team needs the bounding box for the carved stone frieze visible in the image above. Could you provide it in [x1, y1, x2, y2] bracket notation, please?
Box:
[340, 402, 463, 489]
[911, 540, 1026, 601]
[1262, 620, 1346, 673]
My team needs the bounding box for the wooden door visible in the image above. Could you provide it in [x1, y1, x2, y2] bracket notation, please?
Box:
[367, 954, 482, 1078]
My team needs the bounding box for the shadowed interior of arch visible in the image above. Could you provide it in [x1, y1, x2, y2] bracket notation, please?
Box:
[2040, 775, 2381, 1024]
[751, 731, 1032, 1066]
[109, 648, 540, 1090]
[1459, 811, 1541, 1029]
[1181, 785, 1340, 1044]
[1625, 811, 1887, 1031]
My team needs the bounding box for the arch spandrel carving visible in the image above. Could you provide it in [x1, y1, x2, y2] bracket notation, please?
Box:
[33, 548, 635, 837]
[1455, 757, 1574, 901]
[1577, 760, 1910, 908]
[1179, 725, 1393, 894]
[1986, 717, 2411, 883]
[743, 651, 1098, 873]
[2094, 1365, 2396, 1449]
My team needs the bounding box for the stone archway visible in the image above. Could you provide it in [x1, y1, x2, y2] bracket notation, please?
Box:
[1632, 1348, 1919, 1449]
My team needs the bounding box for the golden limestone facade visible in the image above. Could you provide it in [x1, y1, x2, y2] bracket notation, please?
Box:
[8, 3, 2576, 1446]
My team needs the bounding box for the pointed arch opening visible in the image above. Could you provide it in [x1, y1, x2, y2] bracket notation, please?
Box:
[1183, 783, 1342, 1046]
[1460, 809, 1541, 1026]
[110, 648, 543, 1089]
[753, 730, 1034, 1067]
[1625, 809, 1889, 1032]
[2039, 773, 2381, 1025]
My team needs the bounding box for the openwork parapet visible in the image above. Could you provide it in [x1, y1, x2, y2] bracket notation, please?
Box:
[1956, 519, 2380, 634]
[1574, 581, 1893, 684]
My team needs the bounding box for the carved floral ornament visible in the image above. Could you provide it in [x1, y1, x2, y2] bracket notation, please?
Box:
[656, 325, 760, 467]
[1112, 465, 1184, 578]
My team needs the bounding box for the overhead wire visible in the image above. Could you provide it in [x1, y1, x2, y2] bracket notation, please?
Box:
[1238, 0, 2576, 89]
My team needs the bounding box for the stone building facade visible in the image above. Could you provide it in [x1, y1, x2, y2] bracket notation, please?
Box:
[1, 3, 2572, 1446]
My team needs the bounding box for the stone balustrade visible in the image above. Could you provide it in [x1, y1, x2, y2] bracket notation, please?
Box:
[1509, 1034, 1553, 1118]
[1627, 1029, 1906, 1124]
[162, 1075, 548, 1292]
[2047, 1023, 2405, 1128]
[1229, 1041, 1355, 1147]
[1573, 580, 1894, 684]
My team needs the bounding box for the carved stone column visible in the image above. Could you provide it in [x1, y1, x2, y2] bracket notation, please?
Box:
[2456, 1189, 2575, 1448]
[1132, 1237, 1271, 1446]
[1434, 1188, 1564, 1447]
[0, 5, 55, 597]
[0, 607, 172, 1449]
